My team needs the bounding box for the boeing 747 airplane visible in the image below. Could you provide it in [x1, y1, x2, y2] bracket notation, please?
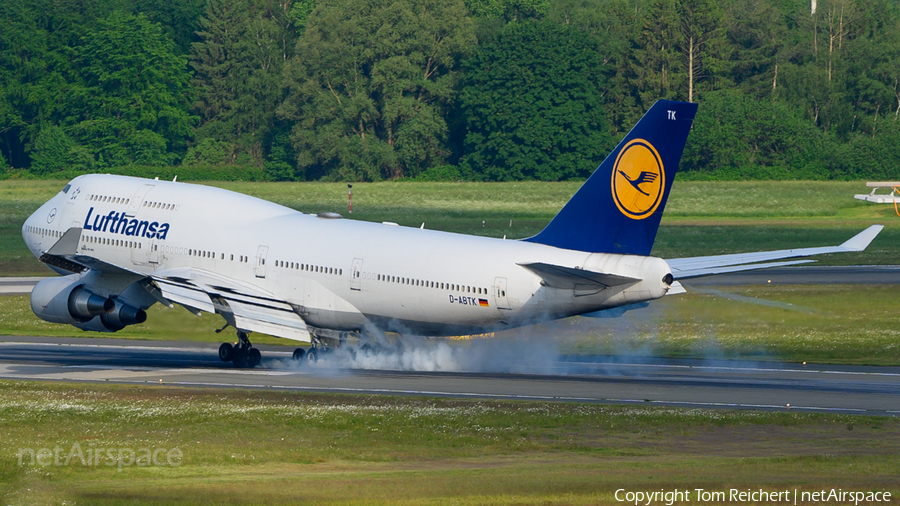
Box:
[22, 100, 883, 367]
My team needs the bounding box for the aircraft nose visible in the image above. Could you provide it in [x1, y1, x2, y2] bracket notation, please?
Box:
[23, 197, 60, 255]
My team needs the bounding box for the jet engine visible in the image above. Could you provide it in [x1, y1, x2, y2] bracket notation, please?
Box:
[95, 298, 147, 331]
[30, 276, 114, 324]
[30, 276, 147, 331]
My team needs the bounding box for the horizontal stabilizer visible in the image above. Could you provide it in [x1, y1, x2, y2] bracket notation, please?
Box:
[666, 281, 687, 295]
[518, 262, 640, 289]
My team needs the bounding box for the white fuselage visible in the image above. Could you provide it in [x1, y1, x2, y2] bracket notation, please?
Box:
[23, 175, 672, 337]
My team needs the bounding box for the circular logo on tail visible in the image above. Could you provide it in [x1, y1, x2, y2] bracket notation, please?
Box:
[610, 139, 664, 220]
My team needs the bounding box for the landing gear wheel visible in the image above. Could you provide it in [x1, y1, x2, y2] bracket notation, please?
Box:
[232, 347, 248, 368]
[292, 348, 306, 361]
[218, 342, 234, 362]
[247, 348, 261, 368]
[306, 348, 318, 364]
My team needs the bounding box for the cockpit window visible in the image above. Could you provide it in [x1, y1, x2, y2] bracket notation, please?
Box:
[62, 184, 71, 194]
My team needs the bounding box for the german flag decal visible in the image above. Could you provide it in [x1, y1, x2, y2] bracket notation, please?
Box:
[478, 299, 489, 307]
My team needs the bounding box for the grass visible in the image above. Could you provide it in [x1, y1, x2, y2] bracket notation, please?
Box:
[561, 284, 900, 366]
[2, 179, 898, 275]
[0, 381, 898, 505]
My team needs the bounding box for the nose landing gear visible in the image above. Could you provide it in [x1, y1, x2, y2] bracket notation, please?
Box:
[218, 331, 261, 368]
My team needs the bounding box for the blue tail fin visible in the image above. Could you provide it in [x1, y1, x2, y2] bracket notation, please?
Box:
[524, 100, 697, 255]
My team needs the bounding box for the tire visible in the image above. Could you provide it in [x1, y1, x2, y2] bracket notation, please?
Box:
[292, 348, 306, 361]
[218, 342, 233, 362]
[306, 348, 318, 364]
[248, 348, 261, 368]
[232, 347, 248, 368]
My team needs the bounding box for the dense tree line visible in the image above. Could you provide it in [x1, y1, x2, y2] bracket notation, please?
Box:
[2, 0, 900, 181]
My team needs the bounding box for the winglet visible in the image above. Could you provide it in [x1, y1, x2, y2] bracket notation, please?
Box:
[839, 224, 883, 251]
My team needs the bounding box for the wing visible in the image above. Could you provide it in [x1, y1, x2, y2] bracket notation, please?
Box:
[666, 225, 883, 279]
[151, 268, 311, 343]
[41, 228, 311, 342]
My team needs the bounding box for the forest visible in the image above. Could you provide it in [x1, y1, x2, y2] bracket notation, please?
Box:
[2, 0, 900, 181]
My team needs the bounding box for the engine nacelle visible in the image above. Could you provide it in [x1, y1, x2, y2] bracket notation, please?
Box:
[73, 298, 148, 333]
[30, 276, 114, 325]
[100, 298, 147, 331]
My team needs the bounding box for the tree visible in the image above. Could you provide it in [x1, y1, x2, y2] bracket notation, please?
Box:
[681, 89, 825, 177]
[465, 0, 550, 20]
[280, 0, 475, 180]
[191, 0, 251, 136]
[723, 0, 794, 98]
[192, 0, 301, 167]
[676, 0, 728, 102]
[0, 1, 68, 168]
[131, 0, 206, 54]
[547, 0, 643, 135]
[65, 11, 194, 166]
[30, 125, 95, 175]
[630, 0, 685, 107]
[460, 20, 614, 181]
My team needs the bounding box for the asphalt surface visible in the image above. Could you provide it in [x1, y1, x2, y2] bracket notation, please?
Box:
[1, 265, 899, 415]
[0, 336, 897, 416]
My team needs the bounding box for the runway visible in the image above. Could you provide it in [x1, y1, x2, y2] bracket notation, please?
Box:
[0, 336, 897, 416]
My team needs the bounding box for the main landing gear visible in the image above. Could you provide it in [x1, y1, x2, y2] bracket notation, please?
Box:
[291, 345, 319, 365]
[291, 334, 335, 365]
[218, 331, 261, 368]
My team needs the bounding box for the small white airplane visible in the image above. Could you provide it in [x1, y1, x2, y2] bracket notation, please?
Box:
[855, 182, 900, 217]
[22, 100, 883, 367]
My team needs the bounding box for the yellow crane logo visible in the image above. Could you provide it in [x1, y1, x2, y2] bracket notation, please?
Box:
[611, 139, 665, 220]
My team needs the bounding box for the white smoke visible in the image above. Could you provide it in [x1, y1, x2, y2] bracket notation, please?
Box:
[315, 333, 563, 374]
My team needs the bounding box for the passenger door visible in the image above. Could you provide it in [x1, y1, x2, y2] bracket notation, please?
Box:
[350, 258, 363, 291]
[127, 185, 154, 217]
[493, 276, 511, 310]
[255, 245, 269, 278]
